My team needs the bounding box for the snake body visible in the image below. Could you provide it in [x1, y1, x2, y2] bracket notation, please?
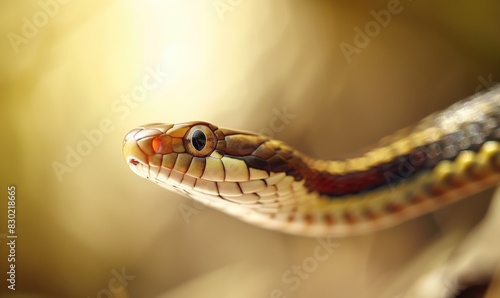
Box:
[123, 86, 500, 236]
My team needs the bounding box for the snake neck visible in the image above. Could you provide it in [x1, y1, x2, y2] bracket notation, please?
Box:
[288, 116, 496, 199]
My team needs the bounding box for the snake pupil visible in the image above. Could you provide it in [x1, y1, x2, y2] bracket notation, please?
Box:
[192, 130, 206, 151]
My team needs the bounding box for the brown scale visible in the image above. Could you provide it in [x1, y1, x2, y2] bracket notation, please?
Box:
[303, 214, 314, 225]
[385, 202, 406, 215]
[343, 213, 356, 225]
[428, 178, 453, 198]
[323, 214, 335, 226]
[363, 209, 379, 221]
[407, 194, 428, 206]
[489, 152, 500, 171]
[224, 134, 267, 156]
[449, 174, 472, 188]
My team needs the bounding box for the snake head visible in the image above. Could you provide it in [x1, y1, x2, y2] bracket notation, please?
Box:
[123, 121, 303, 206]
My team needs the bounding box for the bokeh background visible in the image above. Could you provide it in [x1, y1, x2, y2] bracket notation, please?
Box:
[1, 0, 500, 297]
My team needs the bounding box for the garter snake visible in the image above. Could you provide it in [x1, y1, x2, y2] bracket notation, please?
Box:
[123, 85, 500, 236]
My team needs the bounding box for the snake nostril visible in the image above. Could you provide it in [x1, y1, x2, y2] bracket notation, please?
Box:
[130, 159, 139, 166]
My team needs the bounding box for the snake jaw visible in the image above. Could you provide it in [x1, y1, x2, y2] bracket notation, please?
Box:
[123, 140, 149, 179]
[123, 125, 168, 180]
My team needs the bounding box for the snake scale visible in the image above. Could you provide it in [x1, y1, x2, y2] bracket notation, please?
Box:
[123, 85, 500, 236]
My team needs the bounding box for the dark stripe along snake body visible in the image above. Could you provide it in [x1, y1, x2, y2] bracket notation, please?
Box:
[123, 86, 500, 236]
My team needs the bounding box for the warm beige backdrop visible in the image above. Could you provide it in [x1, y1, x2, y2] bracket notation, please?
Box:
[1, 1, 499, 297]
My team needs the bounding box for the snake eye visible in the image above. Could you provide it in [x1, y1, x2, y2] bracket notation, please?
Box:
[191, 130, 206, 151]
[184, 125, 216, 157]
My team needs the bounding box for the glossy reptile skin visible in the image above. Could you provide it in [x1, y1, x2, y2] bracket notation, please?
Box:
[123, 86, 500, 237]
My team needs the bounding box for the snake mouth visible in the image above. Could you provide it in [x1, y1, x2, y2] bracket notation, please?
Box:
[123, 124, 170, 179]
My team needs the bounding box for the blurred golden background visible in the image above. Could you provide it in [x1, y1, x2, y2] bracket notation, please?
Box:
[1, 0, 499, 297]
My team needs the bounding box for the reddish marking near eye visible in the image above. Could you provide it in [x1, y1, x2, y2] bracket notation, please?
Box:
[130, 159, 139, 166]
[152, 136, 161, 153]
